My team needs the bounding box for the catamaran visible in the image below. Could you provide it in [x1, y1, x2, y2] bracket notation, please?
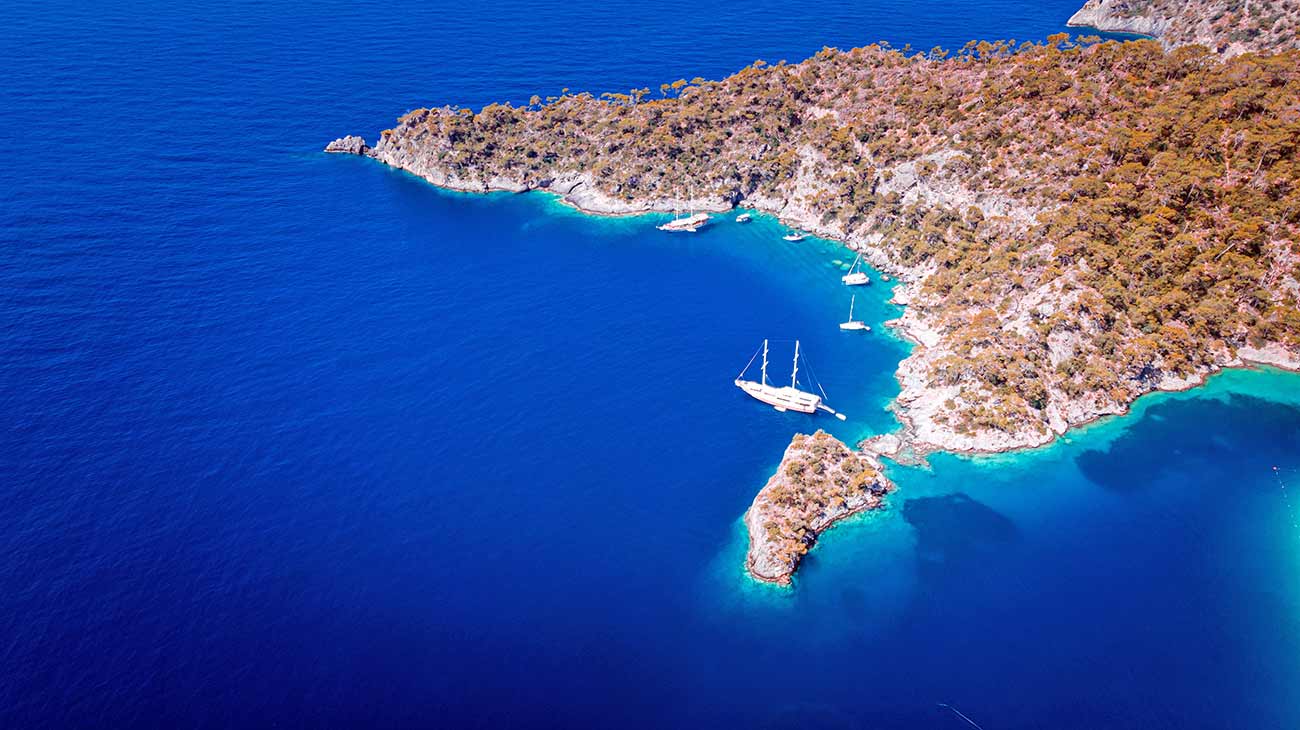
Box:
[734, 339, 846, 420]
[839, 295, 870, 331]
[842, 253, 870, 286]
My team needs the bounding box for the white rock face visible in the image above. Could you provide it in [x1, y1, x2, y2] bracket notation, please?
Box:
[1238, 343, 1300, 371]
[1068, 0, 1170, 38]
[323, 135, 369, 155]
[1065, 0, 1300, 56]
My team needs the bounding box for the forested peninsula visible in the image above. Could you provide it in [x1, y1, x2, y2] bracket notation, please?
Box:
[333, 33, 1300, 455]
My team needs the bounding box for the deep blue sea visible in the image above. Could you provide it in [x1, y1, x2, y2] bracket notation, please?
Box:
[3, 1, 1298, 728]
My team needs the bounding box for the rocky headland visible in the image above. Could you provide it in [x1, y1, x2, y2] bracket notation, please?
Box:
[744, 431, 894, 586]
[329, 8, 1300, 586]
[329, 34, 1300, 457]
[1068, 0, 1300, 56]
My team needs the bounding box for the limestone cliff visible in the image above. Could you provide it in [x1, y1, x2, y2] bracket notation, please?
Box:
[744, 432, 893, 586]
[1068, 0, 1300, 55]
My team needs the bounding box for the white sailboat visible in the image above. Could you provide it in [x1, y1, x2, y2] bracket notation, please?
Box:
[734, 339, 846, 420]
[842, 253, 870, 286]
[658, 211, 709, 232]
[839, 295, 870, 331]
[657, 187, 709, 232]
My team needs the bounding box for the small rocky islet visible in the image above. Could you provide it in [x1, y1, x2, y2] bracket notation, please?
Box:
[744, 431, 893, 586]
[328, 0, 1300, 584]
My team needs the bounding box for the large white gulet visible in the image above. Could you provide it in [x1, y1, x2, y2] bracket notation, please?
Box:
[658, 211, 709, 232]
[734, 339, 846, 420]
[657, 187, 709, 232]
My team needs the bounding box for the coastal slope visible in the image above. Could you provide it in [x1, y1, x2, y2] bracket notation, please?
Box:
[331, 37, 1300, 454]
[1068, 0, 1300, 55]
[744, 431, 893, 585]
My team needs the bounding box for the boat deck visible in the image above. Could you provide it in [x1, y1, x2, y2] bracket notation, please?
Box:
[734, 379, 821, 414]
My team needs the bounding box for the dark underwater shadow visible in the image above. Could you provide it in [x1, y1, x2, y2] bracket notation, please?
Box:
[902, 493, 1019, 574]
[1075, 393, 1300, 493]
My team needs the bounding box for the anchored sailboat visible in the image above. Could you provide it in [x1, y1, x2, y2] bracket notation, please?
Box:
[839, 295, 870, 331]
[657, 186, 709, 232]
[734, 339, 847, 420]
[842, 253, 870, 286]
[658, 212, 709, 232]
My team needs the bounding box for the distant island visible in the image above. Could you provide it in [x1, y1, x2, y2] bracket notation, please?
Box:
[330, 1, 1300, 583]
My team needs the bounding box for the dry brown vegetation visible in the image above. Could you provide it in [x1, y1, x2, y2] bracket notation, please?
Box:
[746, 431, 891, 583]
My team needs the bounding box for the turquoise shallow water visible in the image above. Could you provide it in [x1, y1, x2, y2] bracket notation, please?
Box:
[705, 368, 1300, 727]
[2, 0, 1298, 728]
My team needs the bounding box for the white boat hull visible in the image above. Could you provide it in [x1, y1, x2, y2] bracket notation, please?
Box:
[842, 273, 870, 285]
[734, 379, 821, 414]
[658, 212, 710, 232]
[839, 321, 870, 331]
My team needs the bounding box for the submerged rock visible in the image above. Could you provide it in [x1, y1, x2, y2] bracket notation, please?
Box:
[324, 135, 370, 155]
[744, 431, 894, 586]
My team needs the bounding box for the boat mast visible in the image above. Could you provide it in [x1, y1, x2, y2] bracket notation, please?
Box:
[791, 340, 800, 388]
[761, 339, 769, 386]
[848, 295, 855, 321]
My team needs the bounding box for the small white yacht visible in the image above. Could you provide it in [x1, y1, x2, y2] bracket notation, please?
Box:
[783, 231, 807, 242]
[839, 295, 870, 332]
[842, 253, 870, 286]
[736, 212, 752, 223]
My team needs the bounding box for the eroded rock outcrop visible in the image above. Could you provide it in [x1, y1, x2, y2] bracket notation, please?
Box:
[744, 431, 894, 585]
[324, 135, 370, 155]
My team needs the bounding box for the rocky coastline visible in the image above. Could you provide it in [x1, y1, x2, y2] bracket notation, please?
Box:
[743, 431, 894, 586]
[327, 13, 1300, 585]
[1067, 0, 1300, 55]
[1067, 0, 1166, 40]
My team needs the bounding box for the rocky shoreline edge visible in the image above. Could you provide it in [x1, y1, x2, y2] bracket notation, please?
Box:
[1066, 0, 1165, 40]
